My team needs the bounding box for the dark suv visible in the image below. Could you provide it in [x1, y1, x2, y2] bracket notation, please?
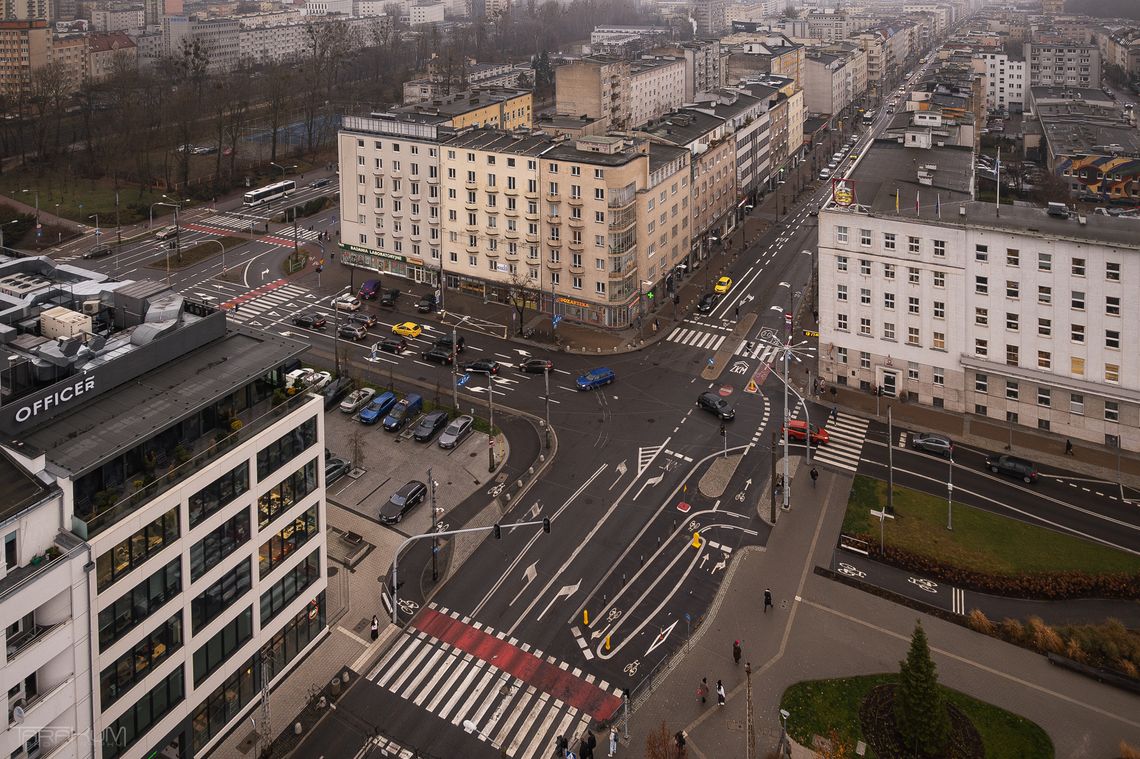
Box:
[984, 454, 1039, 484]
[434, 334, 466, 353]
[696, 391, 735, 420]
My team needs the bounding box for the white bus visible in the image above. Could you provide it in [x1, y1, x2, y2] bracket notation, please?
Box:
[243, 180, 296, 206]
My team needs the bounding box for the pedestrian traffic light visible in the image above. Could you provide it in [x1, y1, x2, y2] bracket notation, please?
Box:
[493, 523, 501, 539]
[646, 291, 654, 300]
[673, 293, 680, 305]
[542, 517, 550, 533]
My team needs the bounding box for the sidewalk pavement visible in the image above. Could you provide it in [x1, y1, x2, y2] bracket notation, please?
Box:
[625, 466, 1140, 759]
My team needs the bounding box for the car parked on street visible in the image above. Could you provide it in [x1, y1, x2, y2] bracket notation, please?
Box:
[413, 410, 450, 442]
[438, 414, 474, 449]
[357, 391, 398, 425]
[379, 289, 401, 308]
[910, 432, 952, 457]
[379, 480, 427, 524]
[340, 387, 376, 414]
[696, 391, 735, 420]
[359, 279, 382, 299]
[697, 292, 720, 313]
[984, 454, 1039, 483]
[417, 293, 438, 313]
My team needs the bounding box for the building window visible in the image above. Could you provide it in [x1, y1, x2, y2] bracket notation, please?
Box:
[1037, 387, 1051, 407]
[909, 267, 920, 285]
[1071, 258, 1085, 277]
[258, 459, 318, 530]
[191, 558, 251, 634]
[1105, 363, 1120, 383]
[98, 558, 181, 652]
[908, 236, 920, 254]
[100, 613, 182, 709]
[1038, 252, 1052, 272]
[1006, 344, 1019, 366]
[260, 549, 321, 626]
[193, 607, 254, 687]
[835, 225, 849, 243]
[1038, 318, 1051, 337]
[860, 352, 871, 369]
[837, 255, 848, 271]
[1038, 351, 1052, 370]
[860, 228, 872, 246]
[1005, 279, 1019, 298]
[96, 509, 179, 593]
[1107, 296, 1120, 316]
[975, 373, 988, 393]
[1006, 248, 1019, 266]
[101, 667, 184, 759]
[933, 301, 944, 319]
[975, 404, 988, 416]
[883, 322, 895, 340]
[933, 332, 945, 351]
[975, 276, 988, 295]
[975, 338, 988, 356]
[1006, 313, 1019, 331]
[1106, 330, 1120, 349]
[975, 243, 988, 262]
[837, 347, 848, 364]
[837, 313, 848, 331]
[859, 318, 872, 335]
[1106, 261, 1121, 281]
[256, 417, 318, 481]
[860, 288, 871, 305]
[1038, 286, 1052, 305]
[190, 513, 250, 583]
[908, 297, 920, 315]
[1070, 356, 1084, 376]
[1105, 401, 1119, 422]
[932, 271, 945, 288]
[884, 292, 895, 310]
[837, 285, 848, 302]
[1071, 290, 1084, 311]
[907, 327, 920, 346]
[860, 259, 871, 276]
[933, 239, 946, 257]
[975, 307, 988, 326]
[907, 362, 919, 381]
[933, 367, 944, 386]
[1071, 324, 1085, 343]
[883, 232, 896, 250]
[1006, 380, 1019, 401]
[1070, 394, 1084, 415]
[883, 263, 895, 279]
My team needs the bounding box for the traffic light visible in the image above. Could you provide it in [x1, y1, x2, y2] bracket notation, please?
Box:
[542, 517, 550, 533]
[674, 293, 680, 305]
[719, 423, 726, 437]
[493, 523, 501, 539]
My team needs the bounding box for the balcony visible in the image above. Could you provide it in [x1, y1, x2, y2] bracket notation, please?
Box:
[505, 250, 520, 261]
[546, 214, 562, 224]
[485, 248, 499, 257]
[547, 238, 562, 248]
[485, 227, 499, 237]
[545, 191, 560, 201]
[568, 240, 584, 252]
[546, 260, 562, 270]
[8, 675, 74, 731]
[568, 195, 583, 206]
[569, 265, 584, 275]
[465, 180, 478, 190]
[5, 622, 58, 661]
[568, 217, 584, 229]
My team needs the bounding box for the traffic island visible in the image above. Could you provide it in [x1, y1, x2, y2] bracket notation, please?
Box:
[698, 453, 743, 498]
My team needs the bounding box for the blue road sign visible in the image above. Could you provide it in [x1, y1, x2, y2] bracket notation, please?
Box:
[552, 314, 563, 327]
[457, 373, 471, 387]
[707, 357, 715, 368]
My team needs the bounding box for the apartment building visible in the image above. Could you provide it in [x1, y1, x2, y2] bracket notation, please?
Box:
[853, 30, 886, 98]
[48, 31, 85, 89]
[696, 86, 771, 202]
[627, 56, 686, 130]
[1, 0, 49, 21]
[1093, 27, 1140, 78]
[87, 32, 136, 81]
[393, 87, 533, 131]
[654, 40, 725, 102]
[162, 15, 240, 72]
[403, 59, 517, 104]
[804, 49, 856, 116]
[977, 51, 1025, 112]
[724, 34, 805, 89]
[0, 19, 48, 98]
[1025, 41, 1100, 89]
[555, 55, 684, 131]
[89, 8, 144, 33]
[0, 259, 326, 759]
[818, 139, 1139, 449]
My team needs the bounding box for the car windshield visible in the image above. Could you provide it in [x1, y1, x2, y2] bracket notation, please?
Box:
[390, 404, 407, 420]
[389, 492, 407, 506]
[446, 420, 466, 434]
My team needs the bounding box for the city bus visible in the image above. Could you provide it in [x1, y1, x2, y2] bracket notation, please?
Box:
[862, 109, 875, 126]
[243, 180, 296, 206]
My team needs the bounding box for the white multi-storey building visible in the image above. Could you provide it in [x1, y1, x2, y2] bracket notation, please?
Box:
[0, 259, 327, 759]
[628, 56, 687, 131]
[977, 51, 1025, 112]
[818, 140, 1138, 448]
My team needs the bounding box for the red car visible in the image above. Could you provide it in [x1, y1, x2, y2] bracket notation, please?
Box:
[780, 419, 829, 446]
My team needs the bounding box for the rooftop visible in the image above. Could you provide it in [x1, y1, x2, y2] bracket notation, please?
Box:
[1029, 85, 1112, 104]
[444, 128, 552, 155]
[641, 109, 726, 147]
[22, 325, 306, 476]
[0, 447, 52, 525]
[647, 141, 690, 174]
[542, 136, 645, 167]
[840, 139, 974, 214]
[1037, 103, 1140, 157]
[392, 87, 531, 123]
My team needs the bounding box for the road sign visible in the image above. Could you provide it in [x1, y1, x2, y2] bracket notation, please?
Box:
[706, 357, 715, 368]
[552, 314, 563, 327]
[677, 501, 691, 513]
[457, 374, 471, 387]
[744, 379, 759, 394]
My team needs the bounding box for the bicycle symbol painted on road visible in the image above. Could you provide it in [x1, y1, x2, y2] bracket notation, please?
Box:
[397, 599, 420, 614]
[688, 520, 701, 532]
[735, 491, 746, 502]
[837, 563, 866, 578]
[623, 661, 640, 678]
[908, 576, 938, 593]
[434, 522, 449, 533]
[606, 608, 623, 623]
[487, 483, 505, 498]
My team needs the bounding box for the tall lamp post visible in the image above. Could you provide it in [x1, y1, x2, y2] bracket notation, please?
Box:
[201, 239, 226, 276]
[331, 285, 350, 375]
[151, 199, 182, 285]
[17, 189, 38, 223]
[270, 162, 296, 179]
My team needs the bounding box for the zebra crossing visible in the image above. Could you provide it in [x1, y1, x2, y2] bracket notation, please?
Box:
[197, 214, 262, 233]
[666, 326, 727, 351]
[368, 603, 623, 758]
[801, 413, 870, 472]
[225, 282, 312, 326]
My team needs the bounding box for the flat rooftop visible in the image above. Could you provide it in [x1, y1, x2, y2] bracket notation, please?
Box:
[444, 128, 552, 155]
[393, 88, 531, 123]
[0, 448, 52, 524]
[641, 109, 726, 147]
[844, 139, 974, 214]
[23, 326, 307, 476]
[1038, 104, 1140, 156]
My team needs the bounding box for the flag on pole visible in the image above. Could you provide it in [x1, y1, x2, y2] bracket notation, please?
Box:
[895, 188, 900, 213]
[936, 194, 941, 219]
[915, 190, 920, 214]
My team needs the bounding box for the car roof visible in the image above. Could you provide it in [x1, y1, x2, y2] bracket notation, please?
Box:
[587, 367, 613, 374]
[396, 480, 424, 494]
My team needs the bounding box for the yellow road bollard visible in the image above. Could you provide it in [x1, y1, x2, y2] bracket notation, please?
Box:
[583, 609, 589, 626]
[691, 532, 702, 549]
[605, 635, 611, 651]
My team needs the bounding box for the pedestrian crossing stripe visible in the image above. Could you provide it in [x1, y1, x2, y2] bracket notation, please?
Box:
[733, 340, 781, 362]
[225, 284, 311, 322]
[665, 327, 727, 350]
[637, 444, 664, 476]
[367, 604, 622, 757]
[790, 413, 870, 473]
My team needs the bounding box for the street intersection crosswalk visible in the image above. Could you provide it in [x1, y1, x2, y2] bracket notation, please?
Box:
[792, 412, 870, 473]
[368, 603, 623, 758]
[197, 214, 324, 243]
[224, 282, 312, 327]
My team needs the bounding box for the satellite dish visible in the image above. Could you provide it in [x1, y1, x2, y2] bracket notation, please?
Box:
[12, 706, 25, 724]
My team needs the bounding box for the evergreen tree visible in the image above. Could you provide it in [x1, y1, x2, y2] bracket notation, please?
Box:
[894, 621, 950, 757]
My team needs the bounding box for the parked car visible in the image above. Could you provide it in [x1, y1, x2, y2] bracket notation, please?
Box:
[438, 415, 474, 449]
[292, 313, 327, 330]
[340, 387, 376, 414]
[984, 454, 1039, 484]
[421, 348, 455, 365]
[333, 295, 362, 311]
[462, 359, 499, 375]
[697, 292, 720, 314]
[818, 168, 832, 180]
[383, 393, 423, 432]
[321, 376, 354, 410]
[308, 371, 333, 392]
[518, 358, 554, 374]
[434, 334, 466, 353]
[910, 432, 952, 457]
[576, 367, 616, 390]
[339, 324, 368, 341]
[696, 391, 735, 420]
[378, 337, 407, 354]
[413, 410, 450, 442]
[781, 419, 829, 446]
[379, 480, 427, 524]
[326, 457, 351, 484]
[357, 391, 398, 424]
[392, 321, 423, 338]
[417, 293, 438, 313]
[359, 279, 382, 300]
[379, 289, 401, 308]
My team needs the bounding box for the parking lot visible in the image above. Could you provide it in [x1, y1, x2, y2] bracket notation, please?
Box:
[322, 402, 490, 538]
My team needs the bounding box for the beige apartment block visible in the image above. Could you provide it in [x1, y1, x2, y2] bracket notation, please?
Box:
[555, 57, 631, 130]
[627, 56, 686, 129]
[0, 19, 48, 97]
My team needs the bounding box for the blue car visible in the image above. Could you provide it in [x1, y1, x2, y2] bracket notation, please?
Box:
[576, 367, 616, 391]
[383, 393, 423, 432]
[357, 391, 398, 425]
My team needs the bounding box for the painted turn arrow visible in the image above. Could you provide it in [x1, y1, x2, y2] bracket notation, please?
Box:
[509, 561, 539, 607]
[536, 579, 581, 621]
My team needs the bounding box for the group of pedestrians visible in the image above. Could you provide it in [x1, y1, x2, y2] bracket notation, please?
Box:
[554, 727, 619, 758]
[694, 592, 777, 712]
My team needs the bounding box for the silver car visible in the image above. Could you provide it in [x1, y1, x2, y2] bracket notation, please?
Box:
[438, 414, 474, 449]
[911, 432, 952, 457]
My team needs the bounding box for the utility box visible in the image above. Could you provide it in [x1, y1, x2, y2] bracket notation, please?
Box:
[40, 306, 92, 339]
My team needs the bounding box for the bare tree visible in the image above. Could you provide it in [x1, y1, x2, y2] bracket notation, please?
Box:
[507, 269, 541, 334]
[645, 721, 685, 759]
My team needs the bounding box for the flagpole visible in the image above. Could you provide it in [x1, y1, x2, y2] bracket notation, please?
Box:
[995, 147, 1001, 217]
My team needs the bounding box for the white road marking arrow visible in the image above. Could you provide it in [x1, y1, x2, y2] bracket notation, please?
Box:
[778, 281, 791, 288]
[610, 460, 628, 491]
[634, 472, 665, 500]
[646, 620, 679, 655]
[509, 562, 539, 607]
[742, 478, 752, 492]
[590, 623, 612, 641]
[536, 579, 581, 621]
[513, 348, 531, 356]
[769, 305, 783, 312]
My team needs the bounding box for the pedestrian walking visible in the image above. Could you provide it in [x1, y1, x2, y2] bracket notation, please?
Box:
[608, 727, 618, 757]
[696, 677, 708, 703]
[370, 615, 379, 641]
[810, 467, 818, 488]
[830, 405, 838, 422]
[716, 680, 726, 706]
[579, 732, 594, 759]
[555, 735, 568, 756]
[763, 588, 774, 613]
[1065, 439, 1074, 456]
[735, 304, 740, 318]
[732, 640, 742, 665]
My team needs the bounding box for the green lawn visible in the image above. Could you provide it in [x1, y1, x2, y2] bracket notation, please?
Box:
[780, 675, 1054, 759]
[843, 476, 1140, 576]
[3, 170, 173, 225]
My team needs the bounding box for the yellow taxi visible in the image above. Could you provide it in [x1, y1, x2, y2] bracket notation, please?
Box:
[391, 321, 423, 338]
[714, 276, 733, 294]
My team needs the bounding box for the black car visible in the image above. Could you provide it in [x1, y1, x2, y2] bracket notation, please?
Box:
[421, 348, 455, 365]
[321, 376, 354, 410]
[309, 177, 333, 188]
[462, 359, 499, 375]
[434, 334, 466, 353]
[380, 480, 427, 524]
[697, 293, 720, 314]
[417, 293, 438, 313]
[518, 358, 554, 374]
[696, 391, 735, 420]
[413, 410, 450, 442]
[348, 313, 377, 329]
[378, 337, 407, 354]
[83, 244, 113, 259]
[326, 457, 351, 484]
[292, 313, 327, 330]
[984, 454, 1039, 484]
[379, 289, 401, 308]
[338, 324, 368, 341]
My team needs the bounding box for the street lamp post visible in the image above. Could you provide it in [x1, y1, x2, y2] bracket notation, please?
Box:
[201, 239, 226, 276]
[332, 285, 349, 376]
[946, 448, 954, 531]
[18, 189, 38, 222]
[543, 364, 551, 450]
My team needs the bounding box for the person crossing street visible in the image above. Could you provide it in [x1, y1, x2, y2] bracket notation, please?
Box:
[732, 640, 742, 665]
